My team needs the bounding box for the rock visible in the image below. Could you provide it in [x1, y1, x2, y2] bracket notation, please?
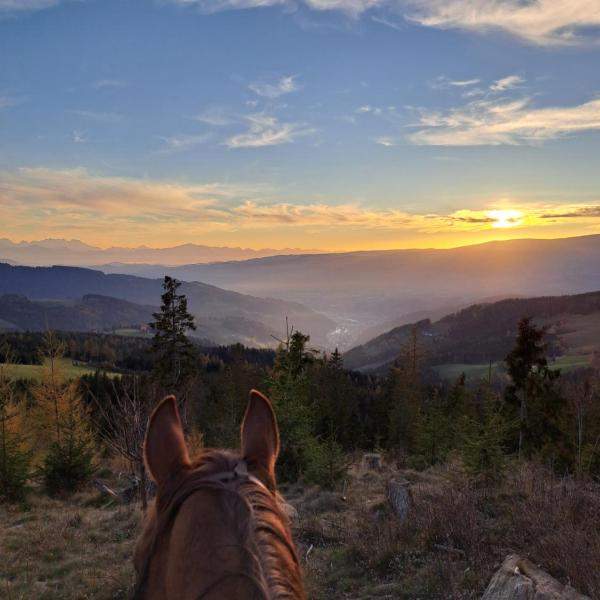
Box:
[283, 502, 299, 521]
[481, 555, 591, 600]
[362, 452, 382, 470]
[386, 478, 412, 520]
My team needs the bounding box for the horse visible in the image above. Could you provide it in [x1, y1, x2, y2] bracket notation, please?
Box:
[132, 390, 306, 600]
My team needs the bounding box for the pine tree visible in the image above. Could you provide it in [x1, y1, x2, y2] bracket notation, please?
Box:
[505, 317, 561, 459]
[31, 331, 95, 495]
[268, 328, 316, 482]
[387, 327, 425, 451]
[458, 386, 508, 485]
[0, 356, 31, 502]
[150, 276, 197, 391]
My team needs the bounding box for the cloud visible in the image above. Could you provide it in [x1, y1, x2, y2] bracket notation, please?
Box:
[165, 0, 600, 46]
[91, 79, 127, 90]
[192, 107, 233, 126]
[408, 96, 600, 146]
[374, 136, 395, 146]
[303, 0, 382, 16]
[490, 74, 524, 92]
[431, 76, 480, 90]
[166, 0, 380, 16]
[355, 105, 383, 115]
[249, 75, 300, 99]
[164, 0, 286, 13]
[70, 110, 124, 122]
[0, 95, 23, 109]
[1, 167, 598, 246]
[157, 134, 212, 153]
[226, 114, 313, 148]
[0, 0, 68, 12]
[72, 130, 88, 143]
[399, 0, 600, 46]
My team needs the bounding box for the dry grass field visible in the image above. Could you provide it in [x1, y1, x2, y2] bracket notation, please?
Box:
[2, 460, 599, 600]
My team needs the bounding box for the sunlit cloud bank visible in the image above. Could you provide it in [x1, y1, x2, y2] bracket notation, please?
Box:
[1, 167, 599, 248]
[165, 0, 600, 46]
[409, 97, 600, 146]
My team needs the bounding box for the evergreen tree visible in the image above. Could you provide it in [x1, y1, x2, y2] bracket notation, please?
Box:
[31, 331, 95, 495]
[386, 327, 425, 451]
[505, 317, 561, 459]
[0, 356, 31, 502]
[268, 329, 316, 482]
[150, 276, 198, 391]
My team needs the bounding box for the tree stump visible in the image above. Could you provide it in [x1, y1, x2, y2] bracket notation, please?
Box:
[387, 478, 412, 520]
[362, 452, 382, 470]
[481, 555, 590, 600]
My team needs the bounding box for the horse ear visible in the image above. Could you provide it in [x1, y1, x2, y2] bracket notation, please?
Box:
[144, 396, 190, 486]
[241, 390, 280, 483]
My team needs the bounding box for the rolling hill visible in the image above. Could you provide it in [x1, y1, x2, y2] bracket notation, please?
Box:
[0, 264, 335, 347]
[343, 290, 600, 374]
[98, 235, 600, 349]
[0, 294, 155, 335]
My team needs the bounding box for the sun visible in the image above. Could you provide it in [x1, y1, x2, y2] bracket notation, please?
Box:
[487, 209, 524, 229]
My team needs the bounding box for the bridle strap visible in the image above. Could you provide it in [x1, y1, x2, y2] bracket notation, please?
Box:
[131, 460, 268, 600]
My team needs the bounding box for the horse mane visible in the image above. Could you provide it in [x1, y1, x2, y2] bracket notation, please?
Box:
[135, 449, 305, 600]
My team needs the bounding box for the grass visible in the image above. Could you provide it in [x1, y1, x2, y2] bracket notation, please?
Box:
[2, 459, 599, 599]
[0, 489, 138, 599]
[112, 328, 151, 339]
[0, 358, 118, 381]
[433, 354, 591, 381]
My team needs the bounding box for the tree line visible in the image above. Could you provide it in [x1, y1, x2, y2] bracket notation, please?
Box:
[1, 276, 600, 503]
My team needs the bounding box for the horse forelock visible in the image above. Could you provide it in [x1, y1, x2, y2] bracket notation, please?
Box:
[134, 449, 305, 600]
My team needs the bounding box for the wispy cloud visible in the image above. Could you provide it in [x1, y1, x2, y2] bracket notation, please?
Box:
[431, 76, 480, 90]
[90, 79, 127, 90]
[1, 167, 598, 245]
[249, 75, 300, 99]
[355, 105, 382, 115]
[0, 95, 23, 110]
[165, 0, 600, 46]
[70, 110, 124, 122]
[409, 95, 600, 146]
[490, 74, 524, 92]
[0, 0, 71, 12]
[72, 130, 88, 143]
[226, 113, 313, 148]
[374, 136, 395, 146]
[166, 0, 381, 17]
[192, 107, 233, 126]
[157, 133, 212, 153]
[399, 0, 600, 46]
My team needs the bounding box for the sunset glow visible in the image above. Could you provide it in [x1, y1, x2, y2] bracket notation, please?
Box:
[0, 0, 599, 251]
[488, 209, 525, 229]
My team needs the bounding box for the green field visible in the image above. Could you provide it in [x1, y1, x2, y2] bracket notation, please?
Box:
[0, 358, 118, 381]
[433, 354, 591, 381]
[113, 328, 152, 338]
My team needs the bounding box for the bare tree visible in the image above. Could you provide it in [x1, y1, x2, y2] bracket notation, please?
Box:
[564, 378, 595, 475]
[89, 375, 153, 509]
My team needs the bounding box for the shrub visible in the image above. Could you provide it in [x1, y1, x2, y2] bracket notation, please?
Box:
[42, 435, 95, 496]
[304, 436, 347, 489]
[0, 357, 31, 503]
[0, 427, 31, 502]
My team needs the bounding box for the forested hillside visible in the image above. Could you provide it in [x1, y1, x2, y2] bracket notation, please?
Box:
[0, 263, 335, 347]
[344, 290, 600, 372]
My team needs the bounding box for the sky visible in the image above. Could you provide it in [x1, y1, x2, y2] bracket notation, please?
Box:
[1, 0, 600, 251]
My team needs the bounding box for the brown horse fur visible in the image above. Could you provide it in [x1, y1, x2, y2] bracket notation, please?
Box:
[133, 390, 306, 600]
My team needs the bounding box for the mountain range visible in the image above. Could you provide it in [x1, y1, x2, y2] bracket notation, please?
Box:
[97, 235, 600, 347]
[0, 239, 321, 267]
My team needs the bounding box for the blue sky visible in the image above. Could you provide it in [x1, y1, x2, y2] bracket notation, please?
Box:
[1, 0, 600, 250]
